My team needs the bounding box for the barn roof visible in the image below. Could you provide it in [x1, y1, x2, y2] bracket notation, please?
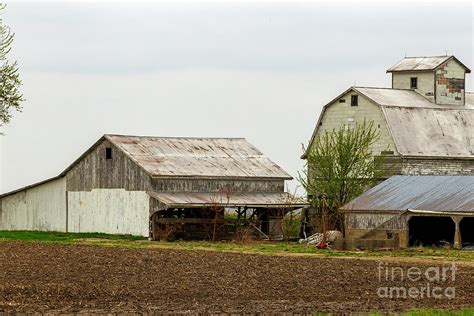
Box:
[148, 191, 308, 209]
[302, 87, 474, 159]
[105, 135, 292, 179]
[354, 87, 474, 109]
[382, 107, 474, 158]
[341, 176, 474, 213]
[386, 56, 471, 73]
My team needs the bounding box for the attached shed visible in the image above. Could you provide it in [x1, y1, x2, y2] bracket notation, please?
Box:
[341, 176, 474, 249]
[0, 134, 307, 240]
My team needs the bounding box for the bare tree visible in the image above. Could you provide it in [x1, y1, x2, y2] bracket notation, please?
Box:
[1, 3, 23, 130]
[299, 120, 389, 234]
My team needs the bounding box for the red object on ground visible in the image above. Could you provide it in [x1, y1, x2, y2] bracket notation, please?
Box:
[317, 242, 328, 249]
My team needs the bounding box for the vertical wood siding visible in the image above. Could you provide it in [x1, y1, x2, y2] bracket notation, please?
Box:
[66, 139, 153, 192]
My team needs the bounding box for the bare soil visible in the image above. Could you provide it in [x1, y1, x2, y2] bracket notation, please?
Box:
[0, 241, 473, 314]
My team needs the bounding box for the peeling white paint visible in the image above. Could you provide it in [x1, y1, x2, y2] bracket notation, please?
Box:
[0, 178, 66, 231]
[68, 189, 149, 237]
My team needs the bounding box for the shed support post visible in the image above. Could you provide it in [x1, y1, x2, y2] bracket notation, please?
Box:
[451, 216, 463, 250]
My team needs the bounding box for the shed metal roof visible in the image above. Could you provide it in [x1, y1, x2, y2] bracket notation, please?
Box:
[106, 135, 292, 179]
[354, 87, 438, 108]
[387, 56, 471, 73]
[148, 191, 308, 209]
[341, 176, 474, 213]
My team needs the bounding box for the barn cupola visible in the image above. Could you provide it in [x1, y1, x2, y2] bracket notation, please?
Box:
[387, 55, 471, 106]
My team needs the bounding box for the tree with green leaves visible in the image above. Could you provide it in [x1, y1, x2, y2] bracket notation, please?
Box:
[299, 120, 389, 234]
[0, 3, 23, 130]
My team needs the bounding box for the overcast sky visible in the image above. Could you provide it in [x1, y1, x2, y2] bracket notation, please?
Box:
[0, 0, 473, 193]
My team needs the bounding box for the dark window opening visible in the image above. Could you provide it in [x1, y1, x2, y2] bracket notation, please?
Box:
[350, 95, 358, 107]
[106, 147, 112, 160]
[338, 99, 346, 103]
[408, 216, 454, 247]
[460, 217, 474, 248]
[448, 78, 464, 90]
[410, 77, 418, 89]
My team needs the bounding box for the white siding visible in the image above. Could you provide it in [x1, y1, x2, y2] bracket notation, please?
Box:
[315, 92, 397, 155]
[392, 71, 435, 102]
[68, 189, 149, 237]
[0, 178, 67, 231]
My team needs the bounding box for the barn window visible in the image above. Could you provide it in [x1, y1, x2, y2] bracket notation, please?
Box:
[410, 77, 418, 89]
[338, 99, 346, 103]
[106, 147, 112, 160]
[350, 95, 358, 107]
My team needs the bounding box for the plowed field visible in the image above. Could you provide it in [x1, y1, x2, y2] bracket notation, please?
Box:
[1, 242, 473, 314]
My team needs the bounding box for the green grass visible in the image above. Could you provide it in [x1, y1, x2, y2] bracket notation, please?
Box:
[0, 231, 473, 262]
[0, 230, 144, 243]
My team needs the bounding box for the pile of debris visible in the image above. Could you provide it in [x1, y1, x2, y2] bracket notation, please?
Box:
[299, 231, 343, 248]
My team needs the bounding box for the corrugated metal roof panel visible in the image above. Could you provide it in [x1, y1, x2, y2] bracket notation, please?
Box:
[148, 191, 308, 208]
[387, 56, 451, 72]
[106, 135, 292, 179]
[342, 176, 474, 213]
[382, 107, 474, 158]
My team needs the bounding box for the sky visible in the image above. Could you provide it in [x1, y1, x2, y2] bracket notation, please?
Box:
[0, 0, 473, 194]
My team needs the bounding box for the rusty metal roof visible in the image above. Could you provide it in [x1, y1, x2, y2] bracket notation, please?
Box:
[106, 135, 292, 179]
[382, 106, 474, 158]
[341, 176, 474, 213]
[148, 191, 308, 209]
[387, 56, 471, 73]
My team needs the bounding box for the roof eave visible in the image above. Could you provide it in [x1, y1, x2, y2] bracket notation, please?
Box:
[151, 175, 293, 181]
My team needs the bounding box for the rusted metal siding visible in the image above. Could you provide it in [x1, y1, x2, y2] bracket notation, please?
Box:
[68, 189, 149, 237]
[66, 139, 153, 192]
[0, 177, 66, 231]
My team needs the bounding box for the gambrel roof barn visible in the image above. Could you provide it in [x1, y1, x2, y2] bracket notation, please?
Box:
[303, 55, 474, 249]
[304, 55, 474, 175]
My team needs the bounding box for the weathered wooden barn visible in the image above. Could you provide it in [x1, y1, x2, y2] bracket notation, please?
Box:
[0, 135, 307, 239]
[303, 55, 473, 175]
[341, 176, 474, 249]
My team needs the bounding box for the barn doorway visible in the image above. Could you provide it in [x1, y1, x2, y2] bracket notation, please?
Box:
[460, 217, 474, 248]
[408, 216, 455, 247]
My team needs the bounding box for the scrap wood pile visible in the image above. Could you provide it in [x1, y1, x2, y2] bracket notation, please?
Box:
[299, 230, 343, 248]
